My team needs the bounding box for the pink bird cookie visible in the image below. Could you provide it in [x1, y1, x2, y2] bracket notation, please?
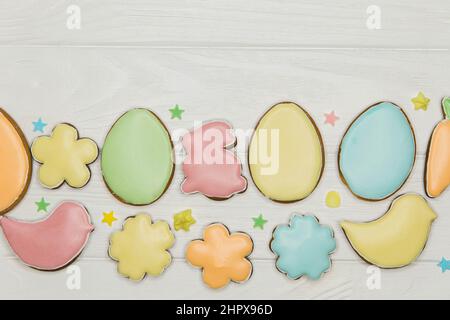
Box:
[0, 201, 94, 270]
[181, 121, 247, 199]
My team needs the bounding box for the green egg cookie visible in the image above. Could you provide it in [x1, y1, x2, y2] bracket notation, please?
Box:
[101, 109, 174, 205]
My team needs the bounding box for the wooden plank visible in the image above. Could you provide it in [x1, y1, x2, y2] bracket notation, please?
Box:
[0, 258, 446, 299]
[0, 47, 446, 154]
[1, 0, 449, 48]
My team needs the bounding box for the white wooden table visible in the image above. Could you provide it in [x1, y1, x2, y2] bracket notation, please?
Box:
[0, 0, 449, 300]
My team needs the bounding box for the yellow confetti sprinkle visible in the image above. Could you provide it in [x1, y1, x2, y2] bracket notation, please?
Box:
[325, 191, 341, 208]
[173, 209, 196, 232]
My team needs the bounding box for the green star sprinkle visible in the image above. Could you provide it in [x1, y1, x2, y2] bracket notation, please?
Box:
[169, 104, 184, 120]
[35, 197, 50, 213]
[252, 214, 268, 230]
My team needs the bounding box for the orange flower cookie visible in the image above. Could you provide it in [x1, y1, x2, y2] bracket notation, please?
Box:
[186, 223, 253, 289]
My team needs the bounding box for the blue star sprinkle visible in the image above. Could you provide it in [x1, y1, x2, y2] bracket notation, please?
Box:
[438, 257, 450, 273]
[32, 118, 47, 133]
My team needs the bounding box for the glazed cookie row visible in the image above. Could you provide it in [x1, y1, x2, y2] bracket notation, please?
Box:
[43, 100, 450, 203]
[0, 191, 436, 283]
[2, 100, 447, 216]
[108, 192, 436, 288]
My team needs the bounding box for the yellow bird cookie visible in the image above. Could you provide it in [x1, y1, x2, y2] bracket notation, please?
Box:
[341, 194, 437, 268]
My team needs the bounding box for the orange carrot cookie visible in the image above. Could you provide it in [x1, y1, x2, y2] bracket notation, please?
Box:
[186, 223, 253, 289]
[425, 97, 450, 198]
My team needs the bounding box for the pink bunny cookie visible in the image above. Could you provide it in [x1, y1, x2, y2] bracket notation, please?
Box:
[181, 121, 247, 199]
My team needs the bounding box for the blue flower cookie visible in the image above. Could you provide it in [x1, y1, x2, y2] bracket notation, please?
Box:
[270, 215, 336, 280]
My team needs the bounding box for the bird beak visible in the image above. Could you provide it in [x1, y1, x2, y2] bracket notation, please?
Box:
[427, 208, 438, 222]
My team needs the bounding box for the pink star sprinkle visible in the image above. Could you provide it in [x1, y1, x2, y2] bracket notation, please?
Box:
[324, 111, 339, 126]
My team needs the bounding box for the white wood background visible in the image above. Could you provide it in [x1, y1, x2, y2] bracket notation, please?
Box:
[0, 0, 449, 300]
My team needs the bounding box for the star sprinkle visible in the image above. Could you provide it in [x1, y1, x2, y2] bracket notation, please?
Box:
[252, 214, 268, 230]
[169, 104, 184, 120]
[411, 92, 430, 111]
[32, 118, 47, 133]
[324, 111, 339, 126]
[102, 211, 118, 227]
[173, 209, 196, 232]
[35, 197, 50, 213]
[438, 257, 450, 273]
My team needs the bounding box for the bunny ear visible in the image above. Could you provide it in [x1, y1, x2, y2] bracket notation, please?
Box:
[205, 121, 236, 147]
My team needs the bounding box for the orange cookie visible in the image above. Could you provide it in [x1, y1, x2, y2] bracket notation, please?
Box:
[425, 97, 450, 198]
[0, 109, 31, 215]
[186, 223, 253, 289]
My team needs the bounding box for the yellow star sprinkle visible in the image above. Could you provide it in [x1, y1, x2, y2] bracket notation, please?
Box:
[102, 211, 118, 227]
[411, 92, 430, 111]
[173, 209, 196, 232]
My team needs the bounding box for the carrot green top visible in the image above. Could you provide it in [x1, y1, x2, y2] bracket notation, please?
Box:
[443, 97, 450, 119]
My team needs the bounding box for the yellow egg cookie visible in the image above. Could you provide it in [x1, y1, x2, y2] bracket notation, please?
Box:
[249, 102, 324, 202]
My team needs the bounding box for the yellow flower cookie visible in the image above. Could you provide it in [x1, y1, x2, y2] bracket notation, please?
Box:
[31, 124, 98, 189]
[109, 214, 175, 281]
